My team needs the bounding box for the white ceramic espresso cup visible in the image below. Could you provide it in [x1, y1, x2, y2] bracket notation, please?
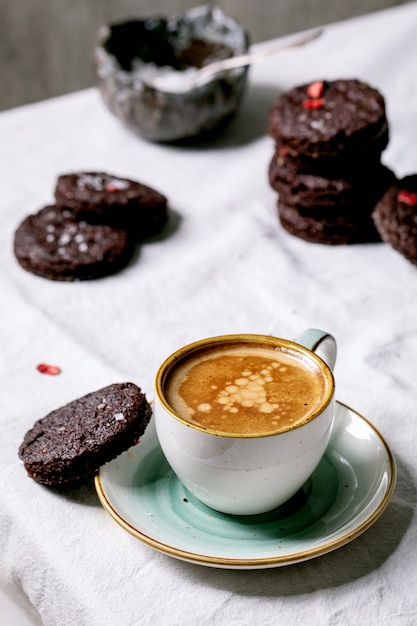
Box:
[154, 329, 336, 515]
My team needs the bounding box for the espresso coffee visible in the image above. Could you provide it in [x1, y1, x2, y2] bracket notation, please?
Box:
[164, 343, 328, 435]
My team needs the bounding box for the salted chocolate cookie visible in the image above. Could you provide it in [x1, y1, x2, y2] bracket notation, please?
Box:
[272, 136, 389, 177]
[269, 155, 395, 209]
[55, 172, 168, 239]
[14, 205, 136, 281]
[269, 152, 353, 207]
[18, 383, 152, 487]
[268, 79, 389, 160]
[277, 200, 382, 245]
[372, 174, 417, 265]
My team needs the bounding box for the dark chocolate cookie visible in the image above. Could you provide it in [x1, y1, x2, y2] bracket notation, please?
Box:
[271, 135, 389, 176]
[14, 205, 136, 281]
[55, 172, 168, 239]
[269, 155, 395, 209]
[18, 383, 152, 487]
[372, 174, 417, 265]
[268, 79, 389, 160]
[277, 200, 382, 245]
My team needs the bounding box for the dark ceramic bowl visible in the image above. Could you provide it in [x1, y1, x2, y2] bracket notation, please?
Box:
[94, 4, 250, 142]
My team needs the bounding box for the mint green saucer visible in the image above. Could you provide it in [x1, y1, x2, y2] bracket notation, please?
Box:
[95, 401, 396, 569]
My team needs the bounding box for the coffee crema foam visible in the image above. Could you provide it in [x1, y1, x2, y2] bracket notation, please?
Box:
[164, 344, 328, 435]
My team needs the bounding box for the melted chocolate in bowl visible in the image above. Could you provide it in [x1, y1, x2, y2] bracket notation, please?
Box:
[164, 343, 329, 435]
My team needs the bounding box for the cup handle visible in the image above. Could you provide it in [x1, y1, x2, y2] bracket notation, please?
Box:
[296, 328, 337, 371]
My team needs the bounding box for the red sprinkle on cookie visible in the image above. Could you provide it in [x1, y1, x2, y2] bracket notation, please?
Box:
[398, 190, 417, 206]
[306, 80, 324, 99]
[302, 98, 325, 110]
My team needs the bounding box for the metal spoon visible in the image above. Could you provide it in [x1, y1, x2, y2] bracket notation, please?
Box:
[144, 27, 323, 93]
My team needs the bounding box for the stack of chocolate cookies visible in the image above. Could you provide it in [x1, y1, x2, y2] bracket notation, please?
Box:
[268, 79, 395, 244]
[14, 172, 168, 281]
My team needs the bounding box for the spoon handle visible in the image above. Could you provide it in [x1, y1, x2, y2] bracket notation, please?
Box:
[196, 27, 323, 82]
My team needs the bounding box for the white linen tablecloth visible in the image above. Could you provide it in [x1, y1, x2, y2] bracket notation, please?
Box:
[1, 3, 417, 625]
